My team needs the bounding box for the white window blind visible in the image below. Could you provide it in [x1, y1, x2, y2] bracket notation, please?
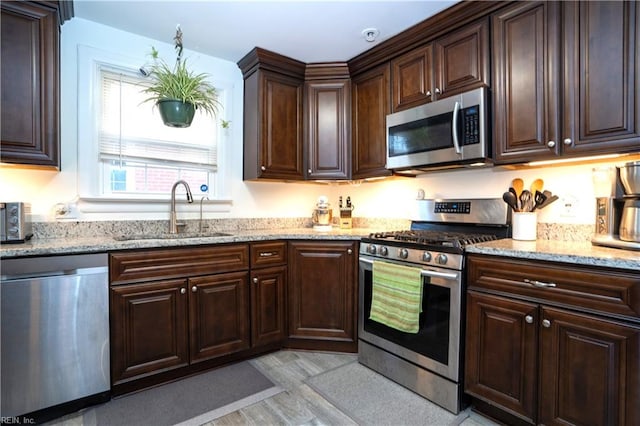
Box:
[99, 69, 217, 170]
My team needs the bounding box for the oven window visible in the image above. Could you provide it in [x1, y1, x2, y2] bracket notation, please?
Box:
[388, 111, 453, 157]
[362, 269, 450, 365]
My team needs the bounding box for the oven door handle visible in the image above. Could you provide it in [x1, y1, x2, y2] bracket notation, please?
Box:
[359, 257, 458, 281]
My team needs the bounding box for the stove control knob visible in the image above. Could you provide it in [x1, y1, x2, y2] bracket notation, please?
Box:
[422, 252, 432, 262]
[436, 253, 448, 265]
[398, 248, 409, 259]
[367, 244, 377, 255]
[380, 246, 388, 256]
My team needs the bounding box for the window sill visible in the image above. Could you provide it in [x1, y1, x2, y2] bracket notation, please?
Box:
[78, 196, 232, 214]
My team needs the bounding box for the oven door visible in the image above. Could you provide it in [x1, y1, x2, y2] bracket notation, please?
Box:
[358, 255, 462, 382]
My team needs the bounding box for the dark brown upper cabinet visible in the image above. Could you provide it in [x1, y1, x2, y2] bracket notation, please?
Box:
[391, 18, 489, 112]
[239, 49, 352, 181]
[239, 48, 305, 180]
[351, 63, 392, 179]
[493, 1, 640, 164]
[0, 1, 70, 169]
[304, 63, 351, 180]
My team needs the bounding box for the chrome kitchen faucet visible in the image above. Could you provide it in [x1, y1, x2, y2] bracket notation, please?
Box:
[169, 180, 193, 234]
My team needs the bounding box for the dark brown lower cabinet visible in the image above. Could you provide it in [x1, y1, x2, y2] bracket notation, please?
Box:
[465, 254, 640, 426]
[110, 279, 189, 384]
[110, 271, 250, 386]
[286, 240, 358, 352]
[250, 265, 286, 347]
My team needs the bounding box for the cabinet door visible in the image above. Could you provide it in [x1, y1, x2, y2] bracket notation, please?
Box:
[110, 279, 189, 385]
[492, 1, 561, 164]
[391, 44, 434, 111]
[539, 307, 640, 426]
[243, 69, 304, 180]
[189, 271, 250, 363]
[250, 265, 286, 347]
[435, 17, 489, 98]
[305, 79, 351, 179]
[287, 241, 358, 352]
[562, 1, 640, 155]
[0, 2, 60, 168]
[465, 291, 538, 424]
[351, 64, 392, 179]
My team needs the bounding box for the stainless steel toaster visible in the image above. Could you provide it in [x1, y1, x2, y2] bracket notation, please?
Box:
[1, 202, 33, 243]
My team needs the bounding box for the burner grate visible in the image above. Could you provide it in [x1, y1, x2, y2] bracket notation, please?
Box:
[367, 230, 499, 249]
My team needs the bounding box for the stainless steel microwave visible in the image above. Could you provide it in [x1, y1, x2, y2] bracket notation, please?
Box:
[386, 87, 491, 173]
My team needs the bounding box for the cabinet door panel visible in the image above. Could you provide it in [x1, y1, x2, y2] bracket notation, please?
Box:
[539, 307, 640, 426]
[436, 18, 489, 97]
[351, 64, 392, 179]
[189, 272, 250, 363]
[305, 80, 350, 179]
[391, 44, 433, 111]
[0, 2, 59, 168]
[251, 266, 286, 347]
[563, 1, 640, 154]
[110, 279, 189, 385]
[288, 241, 357, 347]
[465, 291, 538, 424]
[492, 1, 560, 163]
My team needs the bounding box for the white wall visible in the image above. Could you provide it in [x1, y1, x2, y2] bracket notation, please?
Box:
[0, 18, 630, 224]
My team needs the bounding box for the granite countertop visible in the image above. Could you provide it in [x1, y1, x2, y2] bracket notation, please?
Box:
[2, 229, 639, 272]
[467, 239, 640, 271]
[0, 227, 373, 258]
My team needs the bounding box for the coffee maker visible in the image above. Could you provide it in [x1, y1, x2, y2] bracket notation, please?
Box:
[591, 162, 640, 250]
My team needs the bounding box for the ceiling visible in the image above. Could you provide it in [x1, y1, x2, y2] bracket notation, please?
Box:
[73, 0, 459, 64]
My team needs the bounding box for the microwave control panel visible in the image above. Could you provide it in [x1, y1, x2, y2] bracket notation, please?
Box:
[462, 105, 480, 145]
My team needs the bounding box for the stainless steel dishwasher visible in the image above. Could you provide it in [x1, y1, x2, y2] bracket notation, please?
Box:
[1, 253, 110, 419]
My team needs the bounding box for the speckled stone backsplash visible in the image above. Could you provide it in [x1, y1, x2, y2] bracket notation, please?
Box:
[536, 223, 593, 242]
[31, 217, 412, 239]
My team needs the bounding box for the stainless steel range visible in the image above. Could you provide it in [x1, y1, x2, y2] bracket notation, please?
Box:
[358, 198, 510, 414]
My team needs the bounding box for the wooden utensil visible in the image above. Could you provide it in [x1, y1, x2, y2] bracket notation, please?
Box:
[530, 178, 544, 195]
[512, 178, 524, 199]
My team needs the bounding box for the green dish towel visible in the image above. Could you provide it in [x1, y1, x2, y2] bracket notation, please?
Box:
[369, 260, 423, 333]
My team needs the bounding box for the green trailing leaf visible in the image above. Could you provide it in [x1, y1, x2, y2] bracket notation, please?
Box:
[141, 46, 221, 117]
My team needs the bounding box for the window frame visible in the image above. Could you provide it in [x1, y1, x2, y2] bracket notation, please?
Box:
[76, 45, 232, 214]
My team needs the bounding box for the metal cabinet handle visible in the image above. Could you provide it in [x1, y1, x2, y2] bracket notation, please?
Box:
[259, 252, 275, 257]
[563, 138, 572, 146]
[525, 315, 533, 324]
[524, 279, 557, 288]
[347, 249, 353, 254]
[542, 319, 551, 328]
[426, 90, 432, 97]
[260, 165, 266, 171]
[547, 140, 556, 148]
[180, 288, 186, 294]
[253, 277, 258, 284]
[191, 285, 197, 292]
[434, 87, 441, 94]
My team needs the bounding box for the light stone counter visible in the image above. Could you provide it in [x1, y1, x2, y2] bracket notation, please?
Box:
[466, 239, 640, 272]
[0, 227, 376, 259]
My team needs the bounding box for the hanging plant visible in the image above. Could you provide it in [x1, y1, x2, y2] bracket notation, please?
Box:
[141, 26, 221, 127]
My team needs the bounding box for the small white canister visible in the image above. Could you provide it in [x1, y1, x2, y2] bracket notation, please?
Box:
[512, 212, 537, 241]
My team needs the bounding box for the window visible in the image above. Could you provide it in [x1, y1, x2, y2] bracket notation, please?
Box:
[76, 45, 232, 213]
[99, 68, 217, 198]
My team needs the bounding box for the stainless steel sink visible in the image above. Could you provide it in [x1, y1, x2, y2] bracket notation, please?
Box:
[114, 232, 232, 241]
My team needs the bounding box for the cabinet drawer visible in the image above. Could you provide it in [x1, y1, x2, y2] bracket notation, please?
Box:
[110, 244, 249, 284]
[250, 241, 287, 267]
[467, 254, 640, 321]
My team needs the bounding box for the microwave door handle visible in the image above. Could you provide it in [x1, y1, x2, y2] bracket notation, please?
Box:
[452, 101, 462, 154]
